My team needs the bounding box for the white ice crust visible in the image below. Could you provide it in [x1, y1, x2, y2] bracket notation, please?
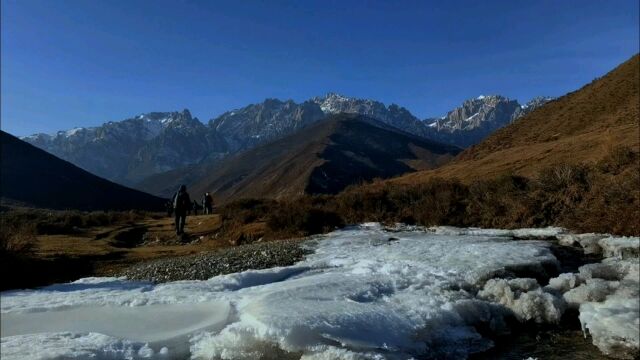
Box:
[1, 224, 637, 359]
[1, 224, 568, 359]
[428, 226, 566, 239]
[548, 235, 639, 359]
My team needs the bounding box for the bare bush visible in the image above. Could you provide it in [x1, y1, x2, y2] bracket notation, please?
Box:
[0, 218, 37, 257]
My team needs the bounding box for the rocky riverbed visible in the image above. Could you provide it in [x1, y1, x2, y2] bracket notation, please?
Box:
[120, 239, 309, 283]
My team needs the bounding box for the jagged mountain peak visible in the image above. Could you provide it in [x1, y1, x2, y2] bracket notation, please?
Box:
[311, 92, 386, 113]
[423, 94, 553, 148]
[521, 96, 554, 109]
[208, 98, 327, 151]
[134, 109, 196, 125]
[313, 92, 354, 101]
[459, 94, 513, 108]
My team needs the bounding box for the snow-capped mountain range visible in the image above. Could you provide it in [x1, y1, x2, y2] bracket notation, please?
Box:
[23, 110, 228, 184]
[22, 94, 552, 185]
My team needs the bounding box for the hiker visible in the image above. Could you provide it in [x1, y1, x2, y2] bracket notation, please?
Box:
[165, 201, 173, 217]
[202, 192, 214, 215]
[192, 200, 199, 215]
[172, 184, 191, 235]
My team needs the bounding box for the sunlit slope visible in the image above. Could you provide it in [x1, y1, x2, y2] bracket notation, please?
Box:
[394, 54, 639, 183]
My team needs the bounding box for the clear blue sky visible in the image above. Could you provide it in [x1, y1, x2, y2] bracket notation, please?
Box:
[2, 0, 638, 136]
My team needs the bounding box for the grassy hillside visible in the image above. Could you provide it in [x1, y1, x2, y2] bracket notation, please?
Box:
[212, 55, 639, 237]
[142, 114, 461, 201]
[394, 54, 639, 184]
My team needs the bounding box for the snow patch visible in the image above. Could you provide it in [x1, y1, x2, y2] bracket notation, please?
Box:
[464, 112, 480, 121]
[64, 128, 85, 137]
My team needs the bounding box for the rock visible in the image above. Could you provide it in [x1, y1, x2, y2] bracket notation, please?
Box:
[120, 239, 308, 283]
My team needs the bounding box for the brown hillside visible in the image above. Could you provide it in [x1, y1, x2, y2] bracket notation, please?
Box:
[186, 114, 461, 201]
[394, 54, 639, 184]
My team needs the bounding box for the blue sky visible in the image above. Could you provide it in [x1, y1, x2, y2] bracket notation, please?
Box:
[2, 0, 638, 136]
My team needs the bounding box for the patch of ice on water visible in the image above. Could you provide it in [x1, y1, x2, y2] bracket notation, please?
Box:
[551, 235, 640, 359]
[580, 298, 640, 359]
[429, 226, 566, 239]
[546, 273, 584, 293]
[478, 278, 565, 323]
[0, 332, 158, 360]
[556, 233, 606, 253]
[598, 236, 640, 259]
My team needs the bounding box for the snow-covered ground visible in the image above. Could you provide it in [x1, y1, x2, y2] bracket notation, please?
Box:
[1, 224, 638, 360]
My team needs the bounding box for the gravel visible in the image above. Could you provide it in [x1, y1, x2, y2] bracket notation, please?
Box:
[119, 239, 310, 283]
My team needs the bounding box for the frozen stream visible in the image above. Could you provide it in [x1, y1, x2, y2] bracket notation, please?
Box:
[1, 224, 638, 359]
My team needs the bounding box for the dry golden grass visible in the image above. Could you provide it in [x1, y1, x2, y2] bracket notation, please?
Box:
[0, 210, 233, 289]
[390, 54, 639, 185]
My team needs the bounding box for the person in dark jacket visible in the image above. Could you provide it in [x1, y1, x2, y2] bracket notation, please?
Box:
[165, 201, 173, 217]
[192, 200, 199, 215]
[202, 192, 214, 215]
[172, 184, 191, 235]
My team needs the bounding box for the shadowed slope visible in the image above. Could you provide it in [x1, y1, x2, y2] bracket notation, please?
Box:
[1, 131, 166, 210]
[184, 114, 460, 201]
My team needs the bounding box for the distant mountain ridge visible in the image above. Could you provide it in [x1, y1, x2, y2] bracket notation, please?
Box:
[210, 99, 326, 151]
[22, 93, 551, 185]
[424, 95, 553, 147]
[24, 110, 229, 185]
[186, 114, 461, 201]
[312, 93, 429, 136]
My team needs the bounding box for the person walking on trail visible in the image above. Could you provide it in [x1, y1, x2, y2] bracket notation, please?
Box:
[192, 200, 199, 216]
[165, 201, 173, 217]
[202, 192, 214, 215]
[172, 184, 191, 235]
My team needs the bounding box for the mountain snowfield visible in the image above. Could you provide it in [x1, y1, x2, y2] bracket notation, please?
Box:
[1, 224, 637, 360]
[21, 94, 551, 185]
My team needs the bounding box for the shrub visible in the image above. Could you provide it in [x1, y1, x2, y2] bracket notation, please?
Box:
[597, 145, 639, 175]
[0, 209, 151, 235]
[466, 175, 533, 228]
[219, 198, 277, 224]
[561, 161, 640, 235]
[0, 218, 36, 259]
[267, 203, 343, 236]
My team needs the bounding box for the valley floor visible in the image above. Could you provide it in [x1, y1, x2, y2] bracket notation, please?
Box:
[1, 212, 270, 289]
[1, 224, 638, 359]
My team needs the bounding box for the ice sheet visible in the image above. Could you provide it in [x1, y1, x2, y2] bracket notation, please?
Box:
[0, 224, 594, 359]
[428, 226, 566, 239]
[550, 235, 640, 359]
